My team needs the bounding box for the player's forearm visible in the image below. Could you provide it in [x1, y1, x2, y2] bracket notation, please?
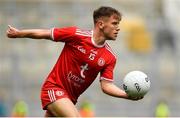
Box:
[17, 29, 51, 39]
[104, 84, 128, 99]
[101, 81, 128, 99]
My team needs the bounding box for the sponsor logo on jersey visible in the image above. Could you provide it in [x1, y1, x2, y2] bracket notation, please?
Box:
[67, 71, 85, 84]
[98, 58, 105, 66]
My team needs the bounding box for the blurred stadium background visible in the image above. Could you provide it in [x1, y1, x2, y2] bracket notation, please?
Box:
[0, 0, 180, 117]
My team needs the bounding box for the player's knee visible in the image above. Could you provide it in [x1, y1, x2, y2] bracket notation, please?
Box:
[47, 103, 80, 117]
[44, 110, 54, 117]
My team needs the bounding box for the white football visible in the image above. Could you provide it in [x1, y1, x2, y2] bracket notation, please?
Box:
[123, 71, 150, 97]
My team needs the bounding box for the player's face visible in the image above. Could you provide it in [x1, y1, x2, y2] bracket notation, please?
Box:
[101, 15, 121, 40]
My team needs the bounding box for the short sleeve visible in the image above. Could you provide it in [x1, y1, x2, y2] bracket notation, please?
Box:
[100, 59, 116, 82]
[51, 26, 77, 42]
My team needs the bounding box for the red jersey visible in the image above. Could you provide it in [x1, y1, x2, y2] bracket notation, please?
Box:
[46, 26, 116, 102]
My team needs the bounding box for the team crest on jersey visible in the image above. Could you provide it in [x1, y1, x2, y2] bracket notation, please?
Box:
[98, 58, 105, 66]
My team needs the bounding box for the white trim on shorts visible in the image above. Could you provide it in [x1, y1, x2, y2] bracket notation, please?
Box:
[48, 89, 56, 102]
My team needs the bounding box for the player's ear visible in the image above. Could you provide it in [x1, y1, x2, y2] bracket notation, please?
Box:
[97, 20, 104, 29]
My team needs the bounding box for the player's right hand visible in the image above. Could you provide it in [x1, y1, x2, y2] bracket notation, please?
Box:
[6, 25, 20, 38]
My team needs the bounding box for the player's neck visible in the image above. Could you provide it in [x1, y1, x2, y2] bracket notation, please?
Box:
[93, 28, 106, 46]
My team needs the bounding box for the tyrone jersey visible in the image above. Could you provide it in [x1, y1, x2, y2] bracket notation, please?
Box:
[46, 26, 116, 102]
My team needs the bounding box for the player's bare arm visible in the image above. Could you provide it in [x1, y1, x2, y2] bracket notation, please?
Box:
[6, 25, 51, 40]
[100, 80, 143, 101]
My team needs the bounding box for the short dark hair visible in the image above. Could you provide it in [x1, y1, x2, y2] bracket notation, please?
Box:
[93, 6, 121, 24]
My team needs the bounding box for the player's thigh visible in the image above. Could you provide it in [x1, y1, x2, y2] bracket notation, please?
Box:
[47, 98, 80, 117]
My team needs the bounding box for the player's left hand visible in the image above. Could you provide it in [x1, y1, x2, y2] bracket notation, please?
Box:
[128, 96, 144, 101]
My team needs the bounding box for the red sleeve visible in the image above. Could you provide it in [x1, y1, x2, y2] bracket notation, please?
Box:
[100, 59, 116, 82]
[51, 26, 77, 42]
